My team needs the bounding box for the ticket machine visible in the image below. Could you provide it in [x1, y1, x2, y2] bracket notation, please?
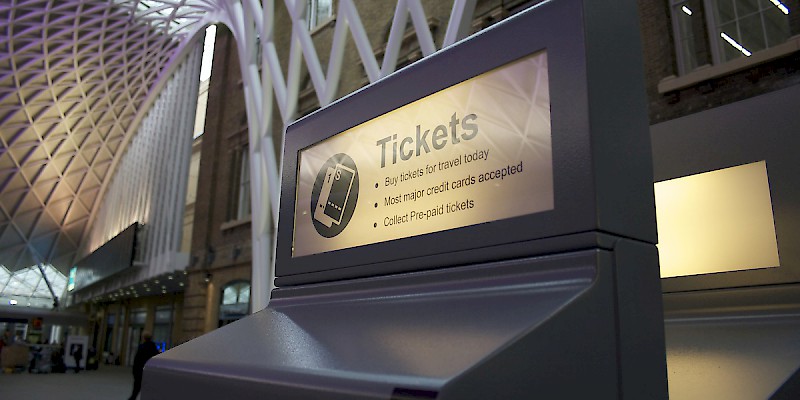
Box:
[144, 0, 668, 398]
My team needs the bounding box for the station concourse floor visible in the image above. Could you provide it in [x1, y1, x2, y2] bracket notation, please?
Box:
[0, 365, 135, 400]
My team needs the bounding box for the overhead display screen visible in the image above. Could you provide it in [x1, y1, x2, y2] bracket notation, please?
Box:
[293, 51, 553, 257]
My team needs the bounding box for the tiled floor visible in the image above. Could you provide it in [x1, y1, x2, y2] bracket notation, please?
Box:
[0, 365, 135, 400]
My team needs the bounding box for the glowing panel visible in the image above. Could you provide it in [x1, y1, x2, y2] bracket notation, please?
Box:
[655, 161, 779, 278]
[293, 51, 553, 257]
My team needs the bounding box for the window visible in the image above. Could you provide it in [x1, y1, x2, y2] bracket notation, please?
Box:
[152, 305, 173, 352]
[219, 281, 250, 327]
[115, 306, 125, 358]
[672, 0, 712, 73]
[307, 0, 333, 30]
[103, 314, 115, 353]
[671, 0, 791, 74]
[126, 308, 146, 366]
[227, 146, 251, 221]
[130, 308, 146, 326]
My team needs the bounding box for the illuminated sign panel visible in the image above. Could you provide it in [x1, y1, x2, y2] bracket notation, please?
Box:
[293, 51, 553, 257]
[655, 161, 780, 278]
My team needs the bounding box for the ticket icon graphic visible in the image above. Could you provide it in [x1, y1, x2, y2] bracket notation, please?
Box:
[313, 163, 356, 228]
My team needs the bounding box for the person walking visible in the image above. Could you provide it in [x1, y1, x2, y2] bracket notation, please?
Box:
[128, 332, 160, 400]
[0, 330, 8, 355]
[71, 344, 82, 373]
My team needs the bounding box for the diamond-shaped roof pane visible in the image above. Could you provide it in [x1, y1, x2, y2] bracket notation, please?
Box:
[0, 264, 67, 308]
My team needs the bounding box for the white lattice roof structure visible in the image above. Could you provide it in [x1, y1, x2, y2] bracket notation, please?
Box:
[0, 0, 212, 274]
[0, 263, 66, 307]
[1, 0, 486, 310]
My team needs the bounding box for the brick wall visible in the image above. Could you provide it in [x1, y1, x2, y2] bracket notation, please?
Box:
[181, 26, 254, 342]
[640, 0, 800, 124]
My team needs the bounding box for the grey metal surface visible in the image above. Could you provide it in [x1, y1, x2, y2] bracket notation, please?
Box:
[440, 239, 667, 400]
[146, 252, 598, 399]
[277, 0, 656, 284]
[146, 241, 668, 399]
[663, 285, 800, 399]
[665, 311, 800, 399]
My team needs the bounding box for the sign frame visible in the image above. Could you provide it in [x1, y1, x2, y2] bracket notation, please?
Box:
[276, 0, 655, 285]
[292, 51, 554, 258]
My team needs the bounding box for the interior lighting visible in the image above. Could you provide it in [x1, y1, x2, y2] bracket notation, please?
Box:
[9, 299, 17, 305]
[168, 275, 173, 280]
[655, 161, 779, 278]
[769, 0, 789, 14]
[721, 32, 751, 56]
[681, 5, 693, 15]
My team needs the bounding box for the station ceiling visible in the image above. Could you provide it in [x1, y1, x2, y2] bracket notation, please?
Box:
[0, 0, 212, 273]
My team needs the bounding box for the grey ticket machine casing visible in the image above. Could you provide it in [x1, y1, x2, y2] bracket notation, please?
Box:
[144, 0, 668, 399]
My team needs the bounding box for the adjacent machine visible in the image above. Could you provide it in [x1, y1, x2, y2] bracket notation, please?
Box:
[145, 0, 669, 398]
